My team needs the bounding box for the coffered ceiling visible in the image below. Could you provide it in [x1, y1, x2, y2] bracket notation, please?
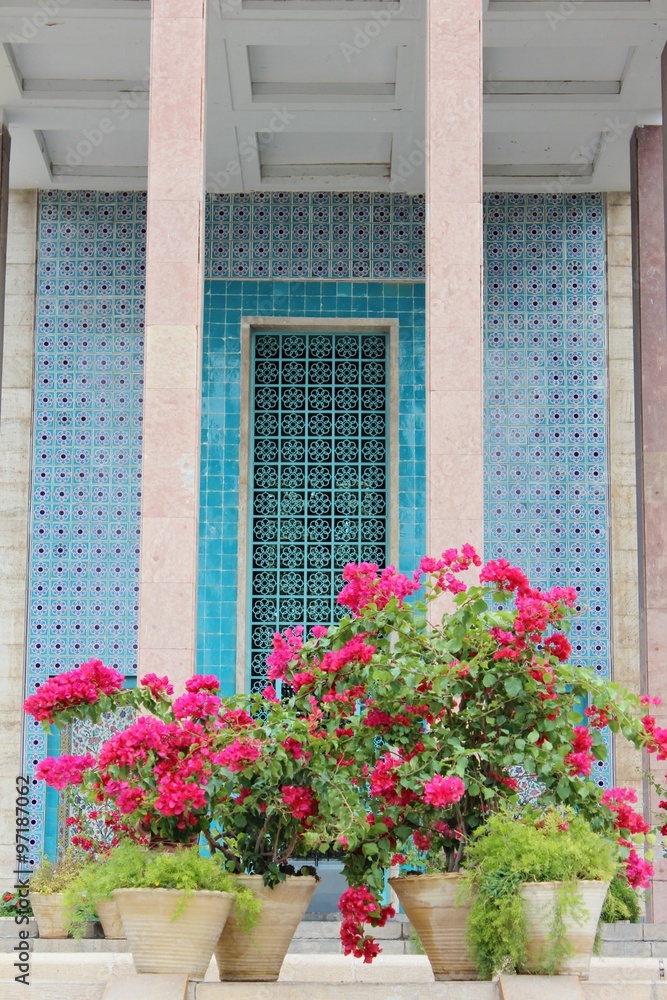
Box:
[0, 0, 667, 191]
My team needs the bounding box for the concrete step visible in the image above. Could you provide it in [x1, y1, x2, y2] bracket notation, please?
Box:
[1, 953, 666, 985]
[3, 975, 667, 1000]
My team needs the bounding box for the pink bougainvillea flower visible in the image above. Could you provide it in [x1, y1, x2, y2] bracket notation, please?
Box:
[215, 738, 263, 772]
[140, 673, 174, 697]
[24, 659, 124, 723]
[422, 774, 466, 808]
[36, 753, 96, 791]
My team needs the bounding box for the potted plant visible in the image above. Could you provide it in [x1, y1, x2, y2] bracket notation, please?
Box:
[600, 873, 642, 924]
[464, 808, 618, 978]
[0, 889, 34, 939]
[25, 551, 665, 977]
[205, 698, 331, 981]
[67, 840, 259, 978]
[28, 848, 90, 938]
[265, 548, 659, 973]
[23, 662, 340, 979]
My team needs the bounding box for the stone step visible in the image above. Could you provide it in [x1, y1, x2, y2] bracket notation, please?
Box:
[2, 977, 667, 1000]
[1, 952, 666, 985]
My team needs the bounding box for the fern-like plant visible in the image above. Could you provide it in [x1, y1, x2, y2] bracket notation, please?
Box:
[29, 848, 90, 895]
[464, 807, 619, 978]
[64, 841, 261, 937]
[600, 874, 642, 923]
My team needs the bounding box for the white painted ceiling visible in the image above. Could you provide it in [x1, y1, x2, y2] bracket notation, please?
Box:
[1, 0, 667, 192]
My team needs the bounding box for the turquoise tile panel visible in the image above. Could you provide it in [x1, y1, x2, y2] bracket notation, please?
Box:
[483, 192, 611, 787]
[199, 280, 427, 691]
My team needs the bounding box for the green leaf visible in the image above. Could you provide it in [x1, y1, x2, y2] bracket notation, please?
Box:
[556, 777, 570, 800]
[482, 673, 497, 688]
[504, 677, 523, 698]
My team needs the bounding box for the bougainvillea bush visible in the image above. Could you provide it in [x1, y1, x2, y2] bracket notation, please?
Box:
[24, 663, 345, 878]
[25, 545, 667, 963]
[264, 546, 663, 960]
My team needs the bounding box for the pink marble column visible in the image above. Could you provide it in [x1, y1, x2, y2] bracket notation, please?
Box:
[425, 0, 484, 566]
[630, 125, 667, 920]
[138, 0, 207, 690]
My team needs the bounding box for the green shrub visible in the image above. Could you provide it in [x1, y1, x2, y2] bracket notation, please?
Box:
[464, 808, 619, 978]
[601, 874, 642, 923]
[64, 841, 261, 937]
[29, 849, 89, 895]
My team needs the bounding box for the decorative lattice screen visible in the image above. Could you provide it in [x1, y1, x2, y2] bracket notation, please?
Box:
[248, 330, 389, 692]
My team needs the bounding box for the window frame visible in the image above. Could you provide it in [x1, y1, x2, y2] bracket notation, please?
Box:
[236, 316, 399, 693]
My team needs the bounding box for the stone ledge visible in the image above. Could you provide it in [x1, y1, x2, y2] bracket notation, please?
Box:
[2, 980, 667, 1000]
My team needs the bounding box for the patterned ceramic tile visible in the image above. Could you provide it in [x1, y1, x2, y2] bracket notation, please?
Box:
[27, 189, 613, 863]
[206, 193, 425, 281]
[27, 190, 145, 862]
[483, 192, 612, 787]
[199, 280, 426, 693]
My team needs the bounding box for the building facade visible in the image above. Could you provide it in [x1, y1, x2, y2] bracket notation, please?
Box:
[0, 0, 666, 914]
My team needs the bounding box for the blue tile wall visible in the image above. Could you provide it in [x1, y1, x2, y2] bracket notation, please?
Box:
[206, 192, 425, 281]
[199, 280, 426, 690]
[483, 191, 611, 787]
[27, 188, 613, 859]
[26, 190, 146, 861]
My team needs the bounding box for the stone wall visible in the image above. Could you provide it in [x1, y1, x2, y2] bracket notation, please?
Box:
[606, 193, 642, 794]
[0, 191, 38, 890]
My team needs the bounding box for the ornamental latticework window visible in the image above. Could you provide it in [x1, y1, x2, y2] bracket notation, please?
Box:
[248, 331, 389, 692]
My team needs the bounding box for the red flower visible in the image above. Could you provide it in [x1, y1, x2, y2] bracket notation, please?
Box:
[564, 726, 594, 777]
[281, 737, 310, 761]
[281, 785, 319, 822]
[215, 739, 262, 772]
[24, 659, 124, 723]
[140, 673, 174, 697]
[543, 633, 571, 662]
[36, 753, 96, 791]
[422, 775, 466, 808]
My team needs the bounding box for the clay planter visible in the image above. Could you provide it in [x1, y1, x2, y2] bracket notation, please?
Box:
[28, 893, 69, 939]
[113, 888, 234, 978]
[389, 872, 476, 981]
[97, 898, 125, 939]
[519, 880, 609, 977]
[216, 875, 317, 982]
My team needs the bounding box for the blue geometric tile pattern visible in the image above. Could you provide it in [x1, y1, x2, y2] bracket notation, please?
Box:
[199, 280, 426, 691]
[483, 192, 611, 788]
[26, 188, 612, 861]
[205, 192, 425, 281]
[26, 190, 146, 860]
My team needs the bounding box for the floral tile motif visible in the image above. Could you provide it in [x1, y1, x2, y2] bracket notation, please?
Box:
[206, 192, 426, 281]
[28, 190, 146, 863]
[27, 189, 613, 863]
[483, 192, 612, 788]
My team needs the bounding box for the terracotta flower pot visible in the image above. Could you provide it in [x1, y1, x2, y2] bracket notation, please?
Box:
[216, 875, 317, 981]
[29, 892, 68, 939]
[97, 898, 125, 939]
[113, 888, 234, 978]
[519, 880, 609, 976]
[389, 872, 476, 981]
